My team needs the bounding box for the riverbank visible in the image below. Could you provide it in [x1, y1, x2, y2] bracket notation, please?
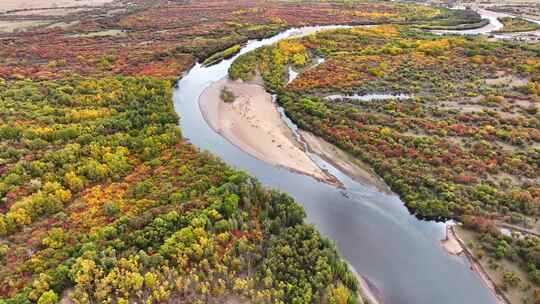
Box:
[441, 224, 464, 255]
[347, 264, 383, 304]
[442, 225, 509, 304]
[199, 77, 341, 186]
[300, 130, 392, 194]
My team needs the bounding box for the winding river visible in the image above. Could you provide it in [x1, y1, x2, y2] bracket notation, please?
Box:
[434, 7, 540, 38]
[171, 17, 514, 304]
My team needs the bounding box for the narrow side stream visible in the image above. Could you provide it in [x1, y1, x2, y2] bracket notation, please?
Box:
[434, 6, 540, 39]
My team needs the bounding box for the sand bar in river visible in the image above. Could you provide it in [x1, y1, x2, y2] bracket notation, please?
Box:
[199, 78, 339, 186]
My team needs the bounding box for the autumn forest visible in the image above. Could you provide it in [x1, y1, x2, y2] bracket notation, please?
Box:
[1, 0, 539, 304]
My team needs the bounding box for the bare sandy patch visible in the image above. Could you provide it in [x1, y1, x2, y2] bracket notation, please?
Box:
[6, 8, 88, 16]
[513, 98, 540, 110]
[0, 20, 49, 32]
[0, 0, 114, 13]
[66, 29, 126, 38]
[441, 224, 464, 255]
[485, 74, 528, 87]
[440, 102, 489, 113]
[46, 21, 79, 29]
[347, 263, 383, 304]
[199, 78, 338, 185]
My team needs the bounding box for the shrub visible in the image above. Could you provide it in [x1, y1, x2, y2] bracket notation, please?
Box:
[220, 87, 236, 103]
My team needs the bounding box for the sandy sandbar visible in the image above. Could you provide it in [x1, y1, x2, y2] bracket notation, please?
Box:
[199, 78, 339, 186]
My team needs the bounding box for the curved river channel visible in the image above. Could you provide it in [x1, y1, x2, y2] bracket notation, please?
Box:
[173, 22, 506, 304]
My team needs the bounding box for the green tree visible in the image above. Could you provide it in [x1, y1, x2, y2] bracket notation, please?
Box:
[37, 290, 58, 304]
